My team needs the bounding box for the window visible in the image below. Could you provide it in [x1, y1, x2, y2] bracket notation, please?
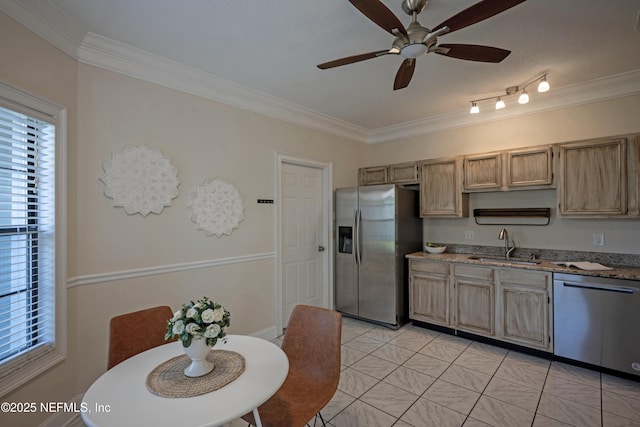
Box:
[0, 82, 65, 397]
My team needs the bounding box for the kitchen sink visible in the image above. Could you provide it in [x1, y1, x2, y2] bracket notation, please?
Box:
[467, 255, 541, 265]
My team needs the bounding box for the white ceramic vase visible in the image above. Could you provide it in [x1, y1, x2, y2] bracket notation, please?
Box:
[183, 336, 214, 377]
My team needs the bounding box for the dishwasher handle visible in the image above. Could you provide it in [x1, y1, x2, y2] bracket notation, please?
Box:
[561, 281, 636, 294]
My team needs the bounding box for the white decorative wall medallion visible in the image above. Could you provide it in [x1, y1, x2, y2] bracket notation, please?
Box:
[100, 144, 180, 216]
[188, 177, 245, 237]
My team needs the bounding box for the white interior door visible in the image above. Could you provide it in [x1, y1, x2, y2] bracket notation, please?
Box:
[281, 162, 325, 327]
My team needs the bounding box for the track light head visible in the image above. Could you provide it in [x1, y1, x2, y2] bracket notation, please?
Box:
[538, 75, 550, 92]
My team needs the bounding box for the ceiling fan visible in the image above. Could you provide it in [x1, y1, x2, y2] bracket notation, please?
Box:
[317, 0, 527, 90]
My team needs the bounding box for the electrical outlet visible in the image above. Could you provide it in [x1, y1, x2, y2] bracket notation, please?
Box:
[593, 233, 605, 246]
[435, 228, 443, 239]
[464, 230, 475, 240]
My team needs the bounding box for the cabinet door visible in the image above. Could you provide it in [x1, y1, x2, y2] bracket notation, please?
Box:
[359, 166, 387, 186]
[497, 269, 552, 351]
[410, 272, 450, 326]
[454, 279, 494, 336]
[507, 146, 554, 188]
[499, 284, 550, 350]
[463, 152, 502, 191]
[420, 157, 467, 217]
[388, 162, 419, 184]
[558, 138, 627, 216]
[453, 264, 494, 336]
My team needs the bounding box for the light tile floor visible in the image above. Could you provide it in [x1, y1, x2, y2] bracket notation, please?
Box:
[265, 317, 640, 427]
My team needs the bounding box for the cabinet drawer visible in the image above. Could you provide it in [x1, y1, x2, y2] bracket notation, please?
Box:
[499, 268, 550, 288]
[410, 259, 450, 275]
[454, 264, 494, 281]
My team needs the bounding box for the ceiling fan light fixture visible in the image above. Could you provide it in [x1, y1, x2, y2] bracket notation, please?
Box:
[518, 90, 529, 104]
[495, 97, 505, 110]
[538, 75, 550, 92]
[470, 101, 479, 114]
[401, 43, 428, 58]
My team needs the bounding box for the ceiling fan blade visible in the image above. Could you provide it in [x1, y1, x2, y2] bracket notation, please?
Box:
[434, 44, 511, 63]
[317, 50, 391, 69]
[349, 0, 408, 37]
[434, 0, 527, 34]
[393, 58, 415, 90]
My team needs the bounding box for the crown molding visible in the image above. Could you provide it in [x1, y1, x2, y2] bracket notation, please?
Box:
[0, 0, 84, 58]
[368, 69, 640, 143]
[1, 0, 368, 142]
[77, 32, 369, 142]
[2, 0, 639, 145]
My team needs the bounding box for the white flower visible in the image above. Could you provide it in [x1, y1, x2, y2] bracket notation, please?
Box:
[204, 324, 221, 338]
[193, 302, 203, 309]
[186, 307, 198, 319]
[212, 308, 225, 322]
[171, 310, 183, 321]
[172, 320, 185, 335]
[185, 323, 200, 335]
[201, 308, 215, 323]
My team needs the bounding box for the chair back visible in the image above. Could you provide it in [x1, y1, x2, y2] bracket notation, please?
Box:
[281, 305, 342, 386]
[108, 305, 174, 369]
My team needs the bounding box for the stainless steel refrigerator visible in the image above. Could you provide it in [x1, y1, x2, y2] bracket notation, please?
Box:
[335, 184, 422, 329]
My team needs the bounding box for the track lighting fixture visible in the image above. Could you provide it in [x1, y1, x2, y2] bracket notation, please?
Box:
[469, 74, 549, 114]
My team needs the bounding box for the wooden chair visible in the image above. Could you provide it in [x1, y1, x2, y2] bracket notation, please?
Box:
[107, 305, 174, 369]
[242, 304, 342, 427]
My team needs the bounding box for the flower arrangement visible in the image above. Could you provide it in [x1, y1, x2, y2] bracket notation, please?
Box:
[165, 297, 231, 347]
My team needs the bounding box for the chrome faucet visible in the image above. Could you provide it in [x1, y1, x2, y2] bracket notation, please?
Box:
[498, 228, 516, 258]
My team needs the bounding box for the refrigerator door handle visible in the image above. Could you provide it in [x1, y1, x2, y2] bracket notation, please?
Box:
[356, 208, 362, 265]
[353, 209, 359, 265]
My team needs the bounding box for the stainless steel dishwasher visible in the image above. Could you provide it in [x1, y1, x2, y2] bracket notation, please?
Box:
[554, 273, 640, 377]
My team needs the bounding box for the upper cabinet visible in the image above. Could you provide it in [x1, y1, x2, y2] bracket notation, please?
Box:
[557, 137, 628, 217]
[357, 134, 638, 219]
[463, 146, 555, 192]
[359, 166, 387, 186]
[506, 146, 554, 189]
[359, 162, 418, 186]
[388, 162, 419, 184]
[464, 152, 502, 191]
[420, 157, 468, 217]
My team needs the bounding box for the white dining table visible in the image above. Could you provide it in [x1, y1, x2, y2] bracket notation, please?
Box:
[81, 335, 289, 427]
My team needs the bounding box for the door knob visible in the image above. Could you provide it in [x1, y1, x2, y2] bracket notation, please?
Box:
[318, 245, 325, 252]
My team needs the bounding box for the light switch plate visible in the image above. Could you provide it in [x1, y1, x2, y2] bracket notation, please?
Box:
[593, 233, 605, 246]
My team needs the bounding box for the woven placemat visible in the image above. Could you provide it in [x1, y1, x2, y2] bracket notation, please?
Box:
[145, 350, 245, 398]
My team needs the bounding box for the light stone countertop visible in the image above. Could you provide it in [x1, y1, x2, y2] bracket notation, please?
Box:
[406, 251, 640, 281]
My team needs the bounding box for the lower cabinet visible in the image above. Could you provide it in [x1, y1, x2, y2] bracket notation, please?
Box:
[409, 259, 451, 327]
[409, 258, 553, 352]
[497, 269, 553, 352]
[453, 264, 495, 336]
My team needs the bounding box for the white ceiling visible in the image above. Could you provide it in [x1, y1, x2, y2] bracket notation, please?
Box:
[3, 0, 640, 142]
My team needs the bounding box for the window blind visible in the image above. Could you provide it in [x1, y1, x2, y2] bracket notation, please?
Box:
[0, 105, 55, 372]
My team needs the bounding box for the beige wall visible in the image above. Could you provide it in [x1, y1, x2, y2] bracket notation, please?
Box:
[1, 8, 639, 426]
[368, 96, 640, 254]
[1, 11, 366, 426]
